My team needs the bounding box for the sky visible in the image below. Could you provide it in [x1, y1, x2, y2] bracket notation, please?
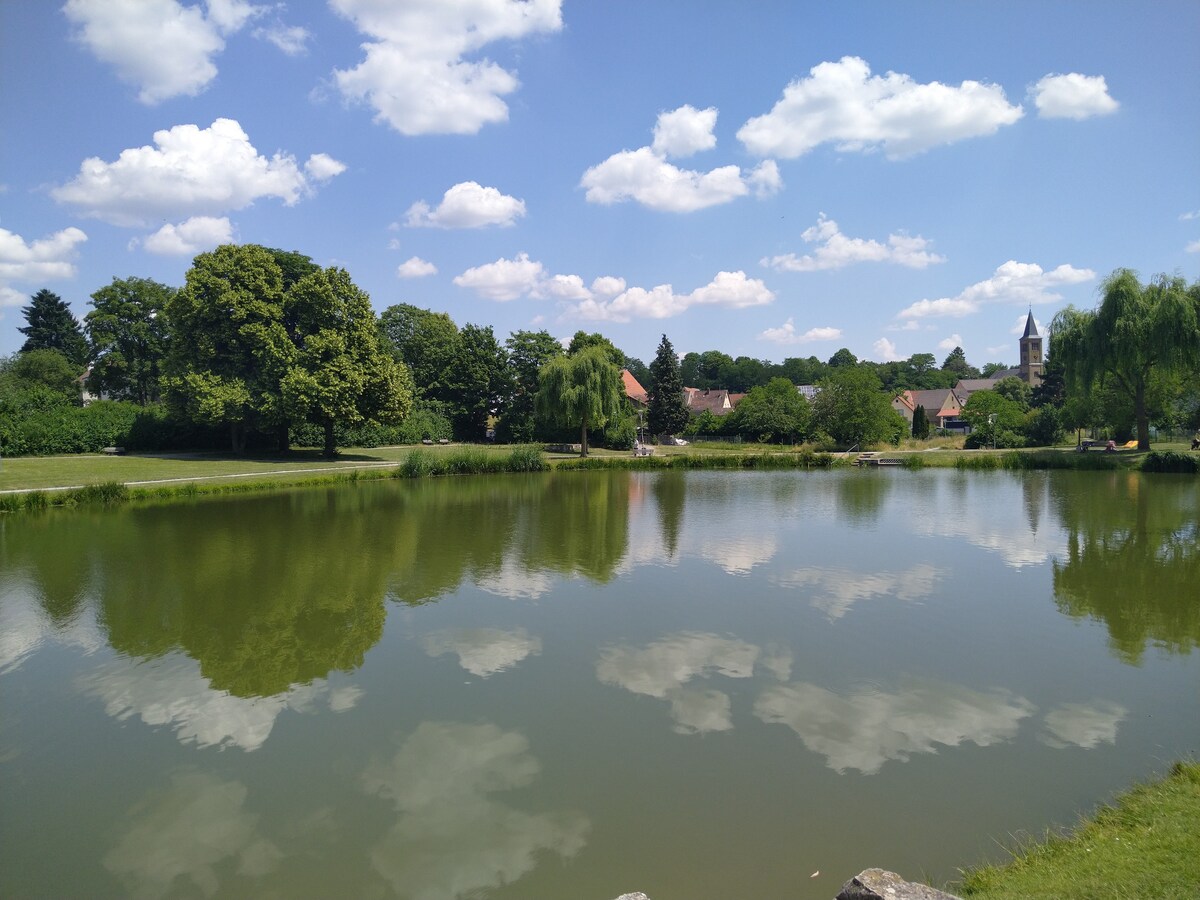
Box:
[2, 0, 1198, 369]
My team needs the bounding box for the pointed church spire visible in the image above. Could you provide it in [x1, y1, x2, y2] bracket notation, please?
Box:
[1021, 309, 1038, 338]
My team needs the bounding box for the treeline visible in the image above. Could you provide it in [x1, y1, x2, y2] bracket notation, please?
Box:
[3, 249, 1198, 458]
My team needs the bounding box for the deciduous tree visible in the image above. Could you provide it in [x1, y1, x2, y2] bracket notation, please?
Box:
[500, 329, 563, 443]
[446, 323, 511, 440]
[813, 366, 906, 447]
[378, 304, 461, 399]
[84, 277, 173, 405]
[280, 267, 413, 456]
[162, 244, 293, 452]
[536, 344, 624, 457]
[1052, 269, 1200, 450]
[726, 377, 811, 443]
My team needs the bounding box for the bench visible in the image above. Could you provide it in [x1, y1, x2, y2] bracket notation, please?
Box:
[102, 446, 126, 456]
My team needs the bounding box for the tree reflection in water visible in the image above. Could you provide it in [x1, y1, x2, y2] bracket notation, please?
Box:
[1052, 472, 1200, 663]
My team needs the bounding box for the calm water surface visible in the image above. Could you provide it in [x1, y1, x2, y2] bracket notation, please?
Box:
[1, 469, 1197, 899]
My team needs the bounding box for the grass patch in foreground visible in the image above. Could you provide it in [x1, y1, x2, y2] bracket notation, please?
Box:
[957, 760, 1200, 899]
[0, 446, 549, 514]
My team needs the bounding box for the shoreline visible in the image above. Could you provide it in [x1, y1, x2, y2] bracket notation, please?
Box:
[2, 443, 1196, 514]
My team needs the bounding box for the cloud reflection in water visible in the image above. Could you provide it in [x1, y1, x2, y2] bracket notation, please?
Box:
[363, 721, 589, 900]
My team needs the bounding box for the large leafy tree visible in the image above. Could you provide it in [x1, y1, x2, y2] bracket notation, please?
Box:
[536, 344, 624, 457]
[19, 289, 89, 367]
[961, 389, 1026, 448]
[7, 349, 81, 400]
[280, 267, 414, 456]
[500, 329, 563, 443]
[446, 323, 511, 440]
[162, 244, 294, 452]
[813, 366, 907, 447]
[647, 334, 689, 437]
[1052, 269, 1200, 450]
[726, 377, 811, 443]
[378, 303, 461, 399]
[84, 277, 174, 404]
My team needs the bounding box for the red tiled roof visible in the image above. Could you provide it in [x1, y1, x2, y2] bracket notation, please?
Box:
[621, 369, 648, 405]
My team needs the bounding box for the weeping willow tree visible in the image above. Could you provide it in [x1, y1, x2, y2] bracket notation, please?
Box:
[535, 344, 624, 457]
[1052, 269, 1200, 450]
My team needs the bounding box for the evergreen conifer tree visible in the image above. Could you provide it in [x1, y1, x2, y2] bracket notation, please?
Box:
[912, 403, 931, 438]
[647, 334, 689, 438]
[19, 289, 89, 367]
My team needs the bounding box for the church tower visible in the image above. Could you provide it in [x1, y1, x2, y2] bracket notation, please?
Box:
[1018, 310, 1043, 387]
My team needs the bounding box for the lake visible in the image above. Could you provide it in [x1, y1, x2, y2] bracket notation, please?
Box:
[1, 468, 1197, 899]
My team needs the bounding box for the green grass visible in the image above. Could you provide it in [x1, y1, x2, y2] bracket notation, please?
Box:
[0, 443, 520, 492]
[0, 445, 549, 514]
[956, 760, 1200, 899]
[2, 440, 1194, 514]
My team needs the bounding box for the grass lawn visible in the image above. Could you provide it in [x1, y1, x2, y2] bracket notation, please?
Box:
[1, 440, 1193, 494]
[0, 444, 518, 492]
[956, 760, 1200, 899]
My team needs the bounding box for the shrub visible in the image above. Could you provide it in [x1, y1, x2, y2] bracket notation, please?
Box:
[602, 414, 637, 450]
[1141, 451, 1198, 474]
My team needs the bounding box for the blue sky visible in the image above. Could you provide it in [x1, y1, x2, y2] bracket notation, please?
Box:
[2, 1, 1198, 368]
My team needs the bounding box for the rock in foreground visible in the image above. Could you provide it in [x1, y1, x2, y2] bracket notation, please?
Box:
[836, 868, 962, 900]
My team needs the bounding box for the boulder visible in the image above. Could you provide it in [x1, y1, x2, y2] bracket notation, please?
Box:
[613, 894, 650, 900]
[836, 868, 962, 900]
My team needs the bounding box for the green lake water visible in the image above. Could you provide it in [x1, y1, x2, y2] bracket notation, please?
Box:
[1, 468, 1197, 899]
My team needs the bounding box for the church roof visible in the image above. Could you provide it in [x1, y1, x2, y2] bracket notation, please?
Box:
[1021, 310, 1039, 339]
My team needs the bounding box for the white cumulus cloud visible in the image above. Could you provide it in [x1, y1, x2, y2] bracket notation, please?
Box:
[873, 337, 902, 362]
[331, 0, 564, 135]
[582, 105, 782, 213]
[52, 118, 340, 227]
[1186, 239, 1200, 254]
[453, 254, 774, 322]
[406, 181, 526, 229]
[759, 318, 842, 346]
[304, 153, 347, 181]
[1032, 73, 1119, 120]
[938, 333, 964, 351]
[454, 252, 545, 301]
[738, 56, 1024, 159]
[897, 261, 1095, 319]
[64, 0, 281, 104]
[652, 104, 719, 157]
[138, 216, 233, 256]
[763, 213, 945, 272]
[574, 270, 774, 322]
[397, 257, 437, 278]
[0, 226, 88, 287]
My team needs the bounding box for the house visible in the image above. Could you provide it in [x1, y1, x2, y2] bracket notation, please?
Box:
[682, 387, 738, 416]
[796, 384, 821, 401]
[894, 388, 966, 431]
[621, 369, 648, 408]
